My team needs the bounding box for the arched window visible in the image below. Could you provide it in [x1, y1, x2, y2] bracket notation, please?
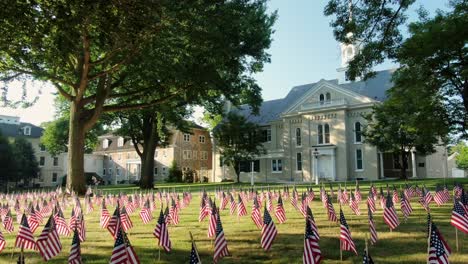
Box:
[317, 125, 323, 144]
[319, 94, 325, 105]
[355, 122, 362, 143]
[326, 92, 331, 103]
[324, 124, 330, 144]
[296, 127, 301, 146]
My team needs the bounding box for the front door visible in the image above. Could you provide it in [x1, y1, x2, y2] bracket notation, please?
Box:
[317, 155, 333, 180]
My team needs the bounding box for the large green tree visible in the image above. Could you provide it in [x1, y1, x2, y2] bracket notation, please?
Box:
[0, 131, 16, 189]
[363, 86, 449, 179]
[325, 0, 468, 137]
[12, 137, 40, 186]
[213, 112, 265, 183]
[0, 1, 276, 193]
[452, 142, 468, 170]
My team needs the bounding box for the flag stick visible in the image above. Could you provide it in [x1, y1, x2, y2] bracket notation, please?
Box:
[189, 231, 202, 263]
[158, 246, 161, 262]
[339, 240, 343, 261]
[427, 216, 431, 264]
[455, 228, 458, 252]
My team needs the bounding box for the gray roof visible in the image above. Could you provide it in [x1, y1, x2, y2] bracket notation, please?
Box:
[234, 69, 394, 125]
[0, 122, 43, 138]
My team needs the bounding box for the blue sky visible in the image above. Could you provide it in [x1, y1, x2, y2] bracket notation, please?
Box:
[0, 0, 451, 125]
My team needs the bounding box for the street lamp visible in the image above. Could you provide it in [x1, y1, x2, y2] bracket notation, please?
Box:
[312, 148, 320, 185]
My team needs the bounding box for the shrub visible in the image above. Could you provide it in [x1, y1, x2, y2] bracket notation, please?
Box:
[167, 160, 182, 183]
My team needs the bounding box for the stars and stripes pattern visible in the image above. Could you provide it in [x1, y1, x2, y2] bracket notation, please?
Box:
[0, 230, 5, 253]
[100, 201, 111, 228]
[54, 206, 70, 236]
[15, 213, 36, 250]
[237, 194, 247, 217]
[3, 209, 14, 233]
[383, 192, 400, 230]
[37, 216, 62, 261]
[261, 205, 278, 251]
[208, 201, 217, 238]
[450, 198, 468, 234]
[367, 190, 376, 213]
[400, 191, 413, 220]
[303, 215, 322, 264]
[120, 206, 134, 232]
[68, 228, 82, 264]
[199, 196, 208, 222]
[110, 228, 129, 263]
[229, 193, 236, 215]
[363, 249, 374, 264]
[153, 209, 171, 252]
[368, 206, 378, 245]
[428, 222, 451, 264]
[434, 185, 450, 206]
[213, 212, 229, 263]
[107, 205, 121, 239]
[274, 195, 287, 224]
[339, 209, 357, 255]
[190, 238, 201, 264]
[251, 197, 263, 229]
[326, 195, 337, 222]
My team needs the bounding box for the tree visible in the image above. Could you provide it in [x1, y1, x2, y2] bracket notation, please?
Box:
[325, 0, 468, 137]
[12, 138, 39, 187]
[115, 104, 191, 189]
[0, 1, 276, 193]
[0, 131, 16, 189]
[452, 142, 468, 170]
[363, 86, 449, 179]
[213, 112, 265, 183]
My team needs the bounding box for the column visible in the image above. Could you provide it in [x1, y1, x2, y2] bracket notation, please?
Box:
[313, 155, 318, 185]
[331, 153, 336, 181]
[411, 151, 417, 178]
[379, 152, 384, 179]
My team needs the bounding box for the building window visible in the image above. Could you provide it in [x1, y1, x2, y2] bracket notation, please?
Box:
[296, 153, 302, 171]
[201, 151, 208, 160]
[356, 149, 363, 171]
[102, 139, 109, 149]
[103, 169, 106, 176]
[116, 168, 120, 176]
[117, 137, 124, 147]
[262, 128, 271, 142]
[162, 167, 167, 175]
[319, 94, 325, 105]
[239, 160, 260, 172]
[109, 168, 113, 176]
[199, 135, 205, 143]
[52, 173, 57, 183]
[324, 124, 330, 144]
[53, 157, 59, 166]
[23, 126, 31, 136]
[355, 122, 362, 143]
[318, 125, 323, 144]
[296, 128, 301, 146]
[154, 167, 158, 176]
[39, 156, 45, 166]
[39, 144, 46, 152]
[418, 162, 425, 167]
[183, 134, 190, 142]
[326, 92, 331, 103]
[183, 150, 192, 159]
[193, 150, 198, 160]
[272, 159, 282, 172]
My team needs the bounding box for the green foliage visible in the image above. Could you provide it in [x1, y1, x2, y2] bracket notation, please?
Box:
[202, 111, 223, 131]
[453, 142, 468, 170]
[213, 112, 265, 182]
[12, 137, 39, 186]
[167, 160, 183, 183]
[0, 131, 16, 186]
[183, 168, 196, 183]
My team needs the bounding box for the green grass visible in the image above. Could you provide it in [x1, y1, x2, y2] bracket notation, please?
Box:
[1, 178, 467, 263]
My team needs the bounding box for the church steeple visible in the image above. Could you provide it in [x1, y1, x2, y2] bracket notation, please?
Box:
[337, 0, 360, 84]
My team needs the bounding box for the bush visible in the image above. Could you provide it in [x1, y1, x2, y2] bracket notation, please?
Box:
[221, 178, 234, 182]
[203, 176, 209, 183]
[167, 160, 182, 183]
[184, 169, 195, 183]
[61, 173, 104, 187]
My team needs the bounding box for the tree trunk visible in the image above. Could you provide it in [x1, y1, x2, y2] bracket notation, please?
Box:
[66, 102, 87, 195]
[235, 160, 241, 183]
[139, 116, 158, 189]
[400, 149, 408, 180]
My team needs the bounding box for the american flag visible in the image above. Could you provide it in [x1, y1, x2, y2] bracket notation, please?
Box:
[291, 190, 299, 210]
[274, 195, 287, 224]
[306, 206, 319, 240]
[120, 206, 134, 232]
[428, 221, 451, 264]
[251, 196, 263, 229]
[68, 228, 82, 264]
[349, 191, 360, 216]
[450, 198, 468, 234]
[326, 195, 337, 222]
[392, 186, 399, 204]
[434, 185, 450, 206]
[15, 214, 36, 250]
[37, 216, 62, 261]
[362, 249, 374, 264]
[229, 193, 236, 215]
[107, 205, 121, 239]
[368, 206, 378, 245]
[420, 186, 433, 211]
[28, 206, 40, 233]
[169, 198, 179, 225]
[220, 192, 228, 211]
[453, 183, 463, 199]
[237, 194, 247, 217]
[3, 209, 14, 233]
[355, 181, 362, 202]
[110, 228, 133, 264]
[303, 215, 322, 264]
[213, 212, 229, 263]
[379, 187, 386, 210]
[339, 209, 357, 255]
[139, 199, 153, 224]
[123, 230, 140, 264]
[0, 230, 5, 253]
[383, 192, 400, 230]
[100, 201, 111, 228]
[342, 186, 349, 205]
[267, 192, 274, 212]
[189, 238, 201, 264]
[261, 206, 278, 251]
[153, 209, 171, 252]
[208, 201, 217, 238]
[370, 184, 377, 200]
[77, 213, 86, 242]
[199, 197, 208, 222]
[367, 190, 376, 213]
[400, 191, 413, 220]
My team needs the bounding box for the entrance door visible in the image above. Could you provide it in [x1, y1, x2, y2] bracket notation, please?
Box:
[317, 155, 333, 180]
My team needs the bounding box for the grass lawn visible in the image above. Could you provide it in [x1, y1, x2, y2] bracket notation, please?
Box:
[1, 177, 467, 263]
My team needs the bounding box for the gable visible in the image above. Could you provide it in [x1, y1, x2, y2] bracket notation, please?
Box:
[283, 80, 376, 114]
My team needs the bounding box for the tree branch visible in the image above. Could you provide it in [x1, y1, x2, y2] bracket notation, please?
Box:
[101, 93, 179, 113]
[51, 81, 74, 101]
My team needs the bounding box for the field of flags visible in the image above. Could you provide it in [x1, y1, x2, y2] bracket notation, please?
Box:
[0, 179, 466, 263]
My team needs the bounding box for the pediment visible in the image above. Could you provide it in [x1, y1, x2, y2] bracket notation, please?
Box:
[283, 80, 375, 114]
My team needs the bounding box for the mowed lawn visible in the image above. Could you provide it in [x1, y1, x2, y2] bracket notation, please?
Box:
[1, 178, 467, 263]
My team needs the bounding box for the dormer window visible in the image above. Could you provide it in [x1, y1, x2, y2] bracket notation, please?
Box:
[23, 126, 31, 136]
[326, 92, 331, 103]
[319, 94, 325, 105]
[117, 137, 124, 147]
[102, 139, 109, 149]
